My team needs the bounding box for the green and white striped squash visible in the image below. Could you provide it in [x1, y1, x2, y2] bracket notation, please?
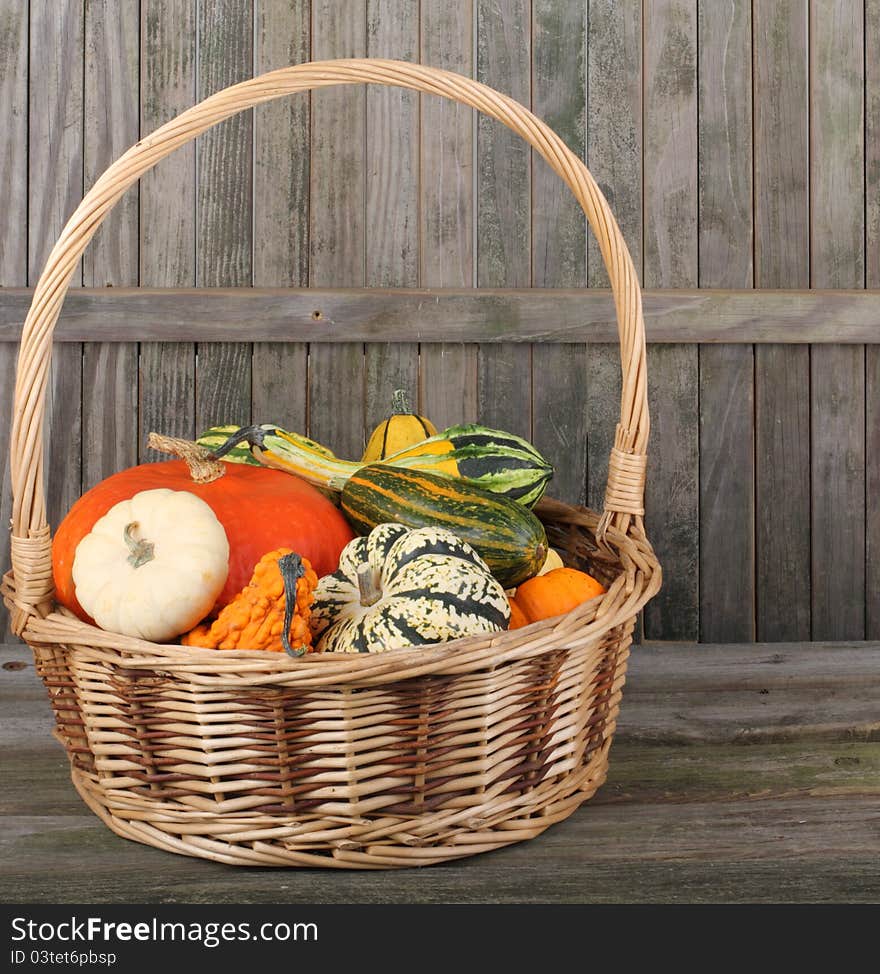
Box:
[310, 522, 510, 654]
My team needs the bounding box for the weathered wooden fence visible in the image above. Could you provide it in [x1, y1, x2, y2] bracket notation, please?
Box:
[0, 0, 877, 643]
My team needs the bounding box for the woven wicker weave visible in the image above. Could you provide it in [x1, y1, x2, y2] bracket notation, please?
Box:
[3, 59, 661, 868]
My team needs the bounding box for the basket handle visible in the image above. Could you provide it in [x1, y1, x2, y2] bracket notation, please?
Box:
[6, 58, 649, 635]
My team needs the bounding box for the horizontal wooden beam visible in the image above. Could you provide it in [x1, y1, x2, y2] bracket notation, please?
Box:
[1, 287, 879, 343]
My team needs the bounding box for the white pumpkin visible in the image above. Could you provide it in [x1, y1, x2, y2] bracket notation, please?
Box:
[72, 488, 230, 641]
[310, 522, 510, 653]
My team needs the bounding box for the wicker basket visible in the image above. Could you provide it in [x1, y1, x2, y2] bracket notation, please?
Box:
[3, 60, 661, 869]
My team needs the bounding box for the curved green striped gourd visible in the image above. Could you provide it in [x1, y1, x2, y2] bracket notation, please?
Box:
[341, 464, 547, 589]
[310, 522, 510, 653]
[202, 422, 553, 507]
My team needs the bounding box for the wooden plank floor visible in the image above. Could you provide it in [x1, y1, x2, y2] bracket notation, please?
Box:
[1, 641, 878, 904]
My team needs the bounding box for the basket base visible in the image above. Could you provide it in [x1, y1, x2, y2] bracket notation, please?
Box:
[69, 753, 610, 870]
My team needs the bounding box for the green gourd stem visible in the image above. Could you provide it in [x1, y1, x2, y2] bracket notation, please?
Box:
[391, 389, 411, 415]
[278, 552, 307, 657]
[356, 564, 382, 606]
[123, 522, 155, 569]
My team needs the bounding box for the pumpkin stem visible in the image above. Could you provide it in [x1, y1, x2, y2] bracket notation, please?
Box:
[278, 552, 308, 657]
[147, 433, 225, 484]
[123, 522, 155, 569]
[356, 563, 383, 607]
[391, 389, 411, 415]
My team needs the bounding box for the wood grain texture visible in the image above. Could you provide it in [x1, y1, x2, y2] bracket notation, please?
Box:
[0, 0, 27, 285]
[530, 0, 587, 506]
[699, 346, 755, 641]
[867, 0, 879, 639]
[3, 641, 878, 903]
[868, 348, 880, 638]
[809, 0, 866, 641]
[0, 0, 27, 636]
[642, 0, 699, 641]
[28, 0, 83, 544]
[6, 287, 880, 343]
[363, 0, 419, 438]
[753, 0, 811, 641]
[308, 0, 366, 455]
[195, 0, 253, 433]
[419, 1, 477, 427]
[476, 0, 531, 438]
[585, 0, 642, 523]
[139, 0, 197, 458]
[252, 1, 310, 433]
[698, 0, 755, 642]
[82, 0, 139, 490]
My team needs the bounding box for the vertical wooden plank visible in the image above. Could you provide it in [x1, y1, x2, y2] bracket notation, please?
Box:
[363, 0, 419, 437]
[419, 1, 478, 429]
[753, 0, 811, 641]
[309, 0, 366, 457]
[29, 0, 84, 538]
[868, 0, 880, 638]
[585, 0, 641, 514]
[0, 0, 28, 636]
[697, 0, 755, 642]
[476, 0, 531, 439]
[252, 0, 309, 431]
[139, 0, 197, 453]
[530, 0, 588, 506]
[642, 0, 699, 641]
[810, 0, 865, 640]
[82, 0, 139, 491]
[195, 0, 253, 431]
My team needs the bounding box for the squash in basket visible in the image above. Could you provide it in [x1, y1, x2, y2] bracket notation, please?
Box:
[71, 488, 230, 642]
[512, 567, 607, 625]
[310, 522, 509, 653]
[183, 548, 318, 655]
[362, 389, 437, 461]
[340, 463, 547, 589]
[208, 422, 553, 506]
[52, 435, 354, 623]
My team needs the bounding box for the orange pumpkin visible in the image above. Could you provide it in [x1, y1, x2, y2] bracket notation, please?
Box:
[507, 598, 529, 630]
[52, 458, 354, 624]
[513, 567, 606, 624]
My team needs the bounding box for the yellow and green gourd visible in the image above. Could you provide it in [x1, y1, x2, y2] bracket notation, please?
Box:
[362, 390, 437, 462]
[201, 422, 554, 508]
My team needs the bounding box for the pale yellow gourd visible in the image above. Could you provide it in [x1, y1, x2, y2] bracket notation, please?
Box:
[72, 488, 230, 641]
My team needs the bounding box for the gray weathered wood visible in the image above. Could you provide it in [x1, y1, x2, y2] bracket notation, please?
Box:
[3, 641, 878, 903]
[308, 0, 366, 455]
[82, 0, 139, 490]
[139, 0, 197, 456]
[642, 0, 699, 641]
[419, 1, 478, 428]
[867, 0, 879, 639]
[28, 0, 84, 540]
[363, 0, 419, 438]
[0, 0, 28, 636]
[868, 348, 880, 638]
[530, 0, 587, 506]
[809, 1, 866, 641]
[252, 1, 310, 432]
[699, 346, 755, 641]
[195, 0, 253, 432]
[697, 0, 755, 642]
[753, 0, 811, 641]
[584, 0, 641, 538]
[476, 0, 531, 438]
[0, 0, 27, 286]
[8, 287, 880, 344]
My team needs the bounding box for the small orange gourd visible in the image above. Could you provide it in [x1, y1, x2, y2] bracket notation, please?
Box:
[512, 567, 606, 625]
[182, 548, 318, 655]
[507, 598, 529, 630]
